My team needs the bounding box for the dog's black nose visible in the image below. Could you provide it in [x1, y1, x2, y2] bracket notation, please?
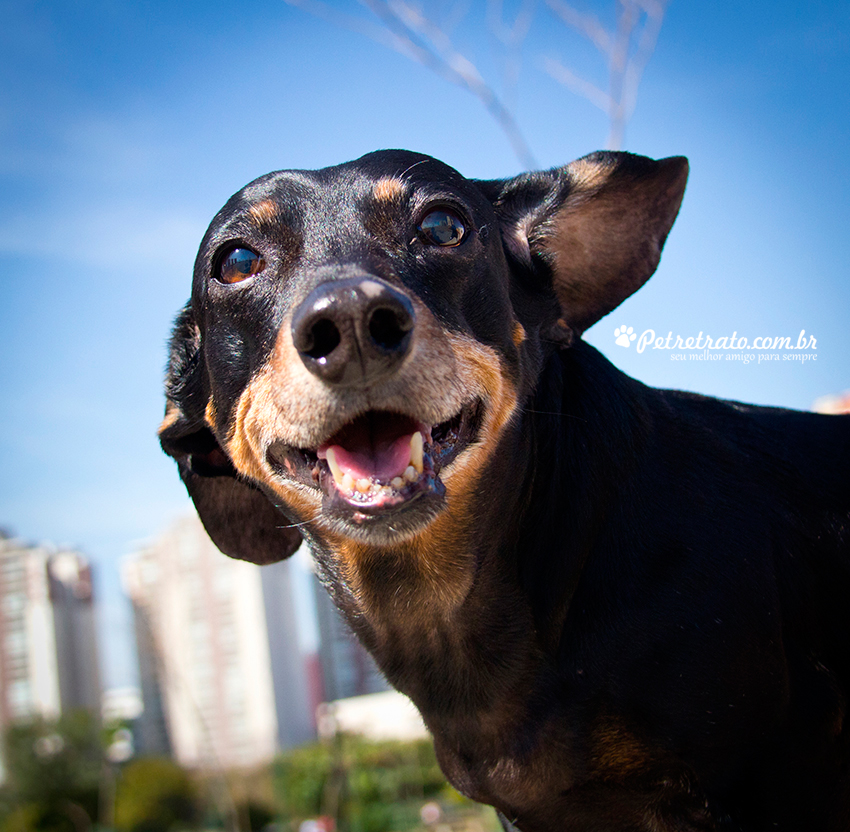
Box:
[291, 276, 415, 387]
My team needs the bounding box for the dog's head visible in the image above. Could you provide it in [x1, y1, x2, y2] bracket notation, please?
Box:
[159, 150, 687, 564]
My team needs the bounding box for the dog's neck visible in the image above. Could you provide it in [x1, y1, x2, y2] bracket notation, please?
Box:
[306, 343, 652, 717]
[306, 447, 541, 714]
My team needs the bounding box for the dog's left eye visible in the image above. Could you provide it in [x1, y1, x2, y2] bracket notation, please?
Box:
[418, 210, 466, 247]
[218, 248, 265, 284]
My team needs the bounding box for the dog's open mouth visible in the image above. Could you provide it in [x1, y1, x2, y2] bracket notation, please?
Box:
[267, 402, 481, 523]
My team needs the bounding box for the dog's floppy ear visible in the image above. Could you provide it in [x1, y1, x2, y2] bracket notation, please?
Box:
[158, 305, 302, 565]
[479, 151, 688, 334]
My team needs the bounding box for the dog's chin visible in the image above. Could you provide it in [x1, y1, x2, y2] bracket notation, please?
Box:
[320, 485, 448, 546]
[266, 400, 482, 545]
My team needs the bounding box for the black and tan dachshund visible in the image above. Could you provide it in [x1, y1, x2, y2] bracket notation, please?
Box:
[160, 149, 850, 831]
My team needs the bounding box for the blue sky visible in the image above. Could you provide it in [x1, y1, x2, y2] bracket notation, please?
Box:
[1, 0, 848, 688]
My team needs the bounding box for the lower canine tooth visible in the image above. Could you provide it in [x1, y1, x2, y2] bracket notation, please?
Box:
[326, 447, 345, 486]
[410, 431, 424, 474]
[341, 473, 354, 494]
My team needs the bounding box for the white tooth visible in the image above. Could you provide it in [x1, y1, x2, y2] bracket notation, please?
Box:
[357, 477, 371, 493]
[341, 473, 355, 494]
[410, 431, 424, 474]
[326, 447, 345, 486]
[391, 476, 405, 490]
[404, 465, 418, 483]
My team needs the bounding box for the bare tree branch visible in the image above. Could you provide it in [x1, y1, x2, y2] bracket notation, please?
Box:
[286, 0, 668, 160]
[427, 0, 475, 35]
[540, 57, 611, 112]
[284, 0, 538, 168]
[284, 0, 409, 54]
[363, 0, 539, 167]
[542, 0, 669, 149]
[606, 0, 639, 148]
[544, 0, 612, 55]
[487, 0, 536, 113]
[619, 0, 668, 123]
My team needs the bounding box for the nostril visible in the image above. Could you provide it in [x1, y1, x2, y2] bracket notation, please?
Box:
[368, 307, 412, 351]
[305, 318, 342, 360]
[292, 277, 415, 385]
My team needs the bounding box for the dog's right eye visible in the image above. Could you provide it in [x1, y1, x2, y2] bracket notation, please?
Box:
[417, 210, 466, 247]
[217, 248, 265, 284]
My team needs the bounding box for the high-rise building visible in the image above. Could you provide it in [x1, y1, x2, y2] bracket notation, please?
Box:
[261, 555, 321, 749]
[313, 579, 389, 702]
[123, 515, 316, 769]
[0, 532, 101, 772]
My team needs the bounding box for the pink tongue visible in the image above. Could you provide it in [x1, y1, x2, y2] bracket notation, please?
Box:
[321, 433, 414, 482]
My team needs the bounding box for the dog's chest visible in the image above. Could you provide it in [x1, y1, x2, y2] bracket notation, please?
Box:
[432, 710, 714, 832]
[427, 698, 581, 814]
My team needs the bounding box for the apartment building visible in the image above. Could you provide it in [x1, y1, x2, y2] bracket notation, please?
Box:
[123, 514, 316, 769]
[0, 532, 100, 776]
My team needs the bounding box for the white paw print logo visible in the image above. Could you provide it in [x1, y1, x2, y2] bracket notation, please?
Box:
[614, 325, 636, 348]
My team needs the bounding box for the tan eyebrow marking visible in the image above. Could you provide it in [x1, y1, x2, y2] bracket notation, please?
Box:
[373, 177, 406, 202]
[248, 199, 278, 227]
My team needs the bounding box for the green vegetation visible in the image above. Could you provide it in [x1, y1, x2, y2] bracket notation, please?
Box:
[272, 735, 499, 832]
[0, 711, 101, 832]
[275, 736, 434, 831]
[0, 720, 496, 832]
[113, 757, 197, 832]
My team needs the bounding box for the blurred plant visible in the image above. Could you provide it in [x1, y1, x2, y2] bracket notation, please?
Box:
[284, 0, 670, 162]
[0, 711, 101, 832]
[273, 741, 334, 823]
[113, 757, 198, 832]
[272, 736, 496, 832]
[236, 799, 275, 832]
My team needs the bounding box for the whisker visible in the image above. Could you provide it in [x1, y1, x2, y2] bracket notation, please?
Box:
[275, 510, 324, 530]
[401, 158, 430, 178]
